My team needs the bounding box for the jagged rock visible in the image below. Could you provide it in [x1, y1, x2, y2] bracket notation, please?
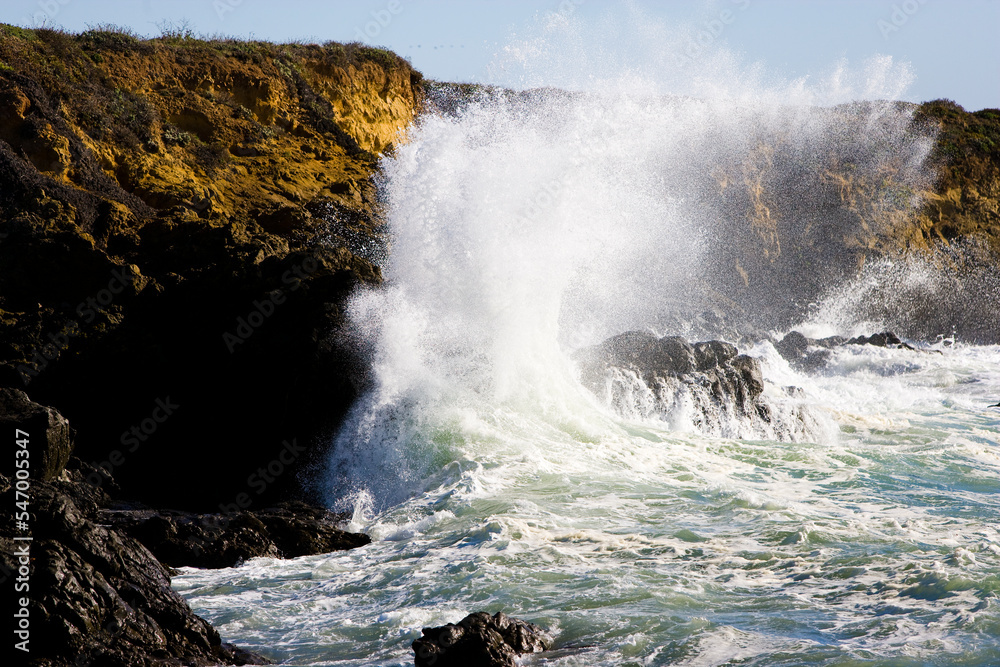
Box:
[694, 340, 739, 371]
[0, 388, 72, 480]
[775, 330, 916, 370]
[847, 331, 914, 349]
[0, 475, 270, 666]
[0, 32, 420, 512]
[576, 332, 708, 384]
[574, 332, 787, 439]
[575, 331, 765, 405]
[412, 612, 552, 667]
[102, 500, 371, 569]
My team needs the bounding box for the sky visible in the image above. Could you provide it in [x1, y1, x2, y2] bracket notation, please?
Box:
[2, 0, 997, 110]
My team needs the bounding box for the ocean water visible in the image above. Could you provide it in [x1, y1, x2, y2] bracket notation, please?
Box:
[174, 340, 1000, 666]
[174, 13, 1000, 666]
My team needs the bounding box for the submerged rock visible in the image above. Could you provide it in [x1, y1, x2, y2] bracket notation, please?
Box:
[412, 612, 552, 667]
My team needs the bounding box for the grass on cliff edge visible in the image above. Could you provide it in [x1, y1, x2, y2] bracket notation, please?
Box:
[0, 23, 421, 168]
[0, 22, 419, 89]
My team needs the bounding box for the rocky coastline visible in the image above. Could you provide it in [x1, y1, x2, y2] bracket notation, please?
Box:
[1, 24, 998, 665]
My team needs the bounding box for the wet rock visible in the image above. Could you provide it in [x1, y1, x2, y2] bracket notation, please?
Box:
[776, 330, 916, 370]
[0, 388, 72, 480]
[576, 331, 700, 384]
[0, 475, 271, 666]
[412, 611, 552, 667]
[774, 331, 830, 371]
[575, 331, 765, 403]
[847, 331, 914, 349]
[102, 500, 371, 569]
[575, 332, 786, 439]
[694, 340, 739, 371]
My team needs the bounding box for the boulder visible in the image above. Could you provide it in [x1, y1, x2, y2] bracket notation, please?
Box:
[574, 331, 782, 439]
[575, 331, 765, 405]
[412, 612, 552, 667]
[0, 388, 72, 480]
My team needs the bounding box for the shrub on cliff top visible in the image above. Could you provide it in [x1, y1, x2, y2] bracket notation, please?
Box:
[79, 24, 152, 54]
[0, 24, 37, 42]
[917, 99, 1000, 163]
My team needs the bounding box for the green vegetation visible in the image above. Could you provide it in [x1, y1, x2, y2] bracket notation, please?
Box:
[162, 124, 194, 147]
[917, 99, 1000, 164]
[79, 24, 148, 53]
[0, 24, 37, 41]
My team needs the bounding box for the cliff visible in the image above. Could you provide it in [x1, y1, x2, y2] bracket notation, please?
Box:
[689, 98, 1000, 339]
[1, 25, 999, 666]
[0, 25, 423, 509]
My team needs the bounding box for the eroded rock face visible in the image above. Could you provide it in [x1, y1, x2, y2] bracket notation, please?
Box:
[0, 388, 72, 481]
[412, 612, 552, 667]
[0, 32, 424, 511]
[0, 472, 271, 666]
[575, 332, 784, 438]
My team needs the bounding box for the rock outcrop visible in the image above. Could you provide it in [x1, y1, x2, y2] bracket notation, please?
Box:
[412, 612, 552, 667]
[0, 470, 271, 666]
[775, 330, 917, 371]
[574, 332, 784, 438]
[104, 501, 370, 569]
[0, 26, 424, 510]
[0, 383, 371, 664]
[0, 388, 72, 480]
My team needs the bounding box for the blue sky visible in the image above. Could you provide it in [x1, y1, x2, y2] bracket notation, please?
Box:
[3, 0, 997, 110]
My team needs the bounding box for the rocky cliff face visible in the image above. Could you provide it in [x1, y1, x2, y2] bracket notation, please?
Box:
[696, 99, 1000, 336]
[1, 28, 999, 508]
[0, 26, 423, 509]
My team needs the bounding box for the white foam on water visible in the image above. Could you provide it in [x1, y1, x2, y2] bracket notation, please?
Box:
[174, 7, 1000, 666]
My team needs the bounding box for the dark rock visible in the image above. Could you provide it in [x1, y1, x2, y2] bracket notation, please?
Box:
[0, 388, 73, 480]
[412, 612, 552, 667]
[102, 500, 370, 569]
[774, 331, 809, 360]
[254, 501, 371, 559]
[847, 331, 914, 349]
[576, 332, 762, 400]
[576, 332, 702, 386]
[0, 475, 271, 666]
[575, 332, 780, 437]
[774, 331, 831, 371]
[776, 330, 917, 370]
[694, 340, 739, 371]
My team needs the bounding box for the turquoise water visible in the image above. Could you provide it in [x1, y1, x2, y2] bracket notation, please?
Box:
[175, 342, 1000, 666]
[174, 38, 999, 663]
